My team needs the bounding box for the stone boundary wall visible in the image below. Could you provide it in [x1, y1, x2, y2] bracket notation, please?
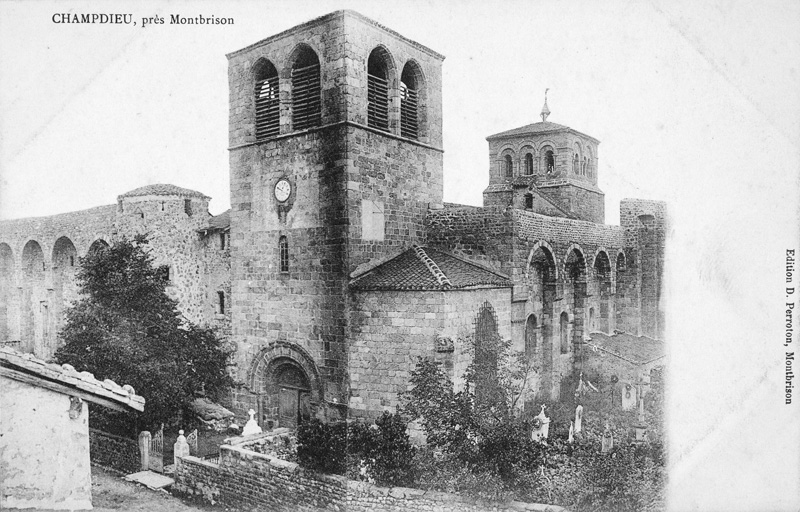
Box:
[88, 428, 140, 475]
[174, 443, 568, 512]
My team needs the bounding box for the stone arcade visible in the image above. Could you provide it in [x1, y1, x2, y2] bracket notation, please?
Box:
[0, 11, 666, 427]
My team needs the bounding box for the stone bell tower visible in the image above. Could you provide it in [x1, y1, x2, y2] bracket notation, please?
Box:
[483, 93, 605, 223]
[226, 10, 444, 422]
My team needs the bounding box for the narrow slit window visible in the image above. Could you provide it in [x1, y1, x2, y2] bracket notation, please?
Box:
[220, 232, 226, 250]
[217, 291, 225, 315]
[184, 199, 193, 216]
[254, 59, 280, 139]
[400, 63, 420, 139]
[292, 48, 321, 131]
[368, 49, 390, 132]
[525, 153, 534, 175]
[279, 236, 289, 272]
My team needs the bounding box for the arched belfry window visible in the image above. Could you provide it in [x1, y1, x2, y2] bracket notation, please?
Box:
[544, 149, 555, 173]
[291, 46, 321, 131]
[525, 153, 534, 175]
[279, 236, 289, 272]
[400, 62, 422, 139]
[368, 48, 391, 132]
[504, 155, 513, 177]
[573, 153, 579, 174]
[254, 59, 280, 139]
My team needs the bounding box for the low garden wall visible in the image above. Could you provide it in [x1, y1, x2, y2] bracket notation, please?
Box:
[89, 428, 141, 474]
[173, 441, 567, 512]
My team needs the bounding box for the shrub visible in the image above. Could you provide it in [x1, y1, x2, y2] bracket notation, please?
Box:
[296, 418, 347, 474]
[296, 412, 415, 486]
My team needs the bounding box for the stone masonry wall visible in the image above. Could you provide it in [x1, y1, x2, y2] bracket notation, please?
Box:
[444, 288, 512, 391]
[0, 195, 230, 360]
[537, 183, 604, 224]
[201, 231, 232, 343]
[228, 127, 350, 411]
[348, 290, 445, 418]
[227, 10, 445, 415]
[116, 194, 211, 325]
[348, 287, 511, 418]
[0, 205, 117, 358]
[88, 428, 141, 475]
[174, 444, 567, 512]
[620, 199, 667, 339]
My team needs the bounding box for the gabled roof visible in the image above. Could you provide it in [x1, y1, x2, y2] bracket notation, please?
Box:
[119, 184, 209, 199]
[486, 121, 599, 143]
[350, 245, 511, 291]
[202, 209, 231, 232]
[0, 347, 145, 413]
[584, 332, 665, 366]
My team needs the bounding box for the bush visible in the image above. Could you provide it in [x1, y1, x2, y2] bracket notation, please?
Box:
[296, 412, 415, 486]
[296, 418, 347, 474]
[55, 235, 235, 431]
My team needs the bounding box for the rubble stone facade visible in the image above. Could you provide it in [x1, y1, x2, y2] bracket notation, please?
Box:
[0, 10, 666, 424]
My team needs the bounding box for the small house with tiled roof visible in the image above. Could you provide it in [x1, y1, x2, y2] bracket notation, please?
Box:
[0, 346, 144, 511]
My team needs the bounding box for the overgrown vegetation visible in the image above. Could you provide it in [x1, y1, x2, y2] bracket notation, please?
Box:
[296, 412, 415, 487]
[400, 352, 666, 511]
[294, 338, 665, 511]
[55, 235, 235, 434]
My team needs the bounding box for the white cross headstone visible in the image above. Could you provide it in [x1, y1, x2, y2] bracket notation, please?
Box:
[242, 408, 263, 436]
[174, 429, 190, 465]
[574, 405, 583, 434]
[530, 404, 551, 443]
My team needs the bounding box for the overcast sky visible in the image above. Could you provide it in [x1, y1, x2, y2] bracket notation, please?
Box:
[1, 0, 799, 510]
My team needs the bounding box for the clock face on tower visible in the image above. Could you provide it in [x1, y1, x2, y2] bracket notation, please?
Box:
[274, 179, 291, 202]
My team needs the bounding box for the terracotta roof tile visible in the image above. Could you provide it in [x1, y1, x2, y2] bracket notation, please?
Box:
[350, 246, 510, 291]
[119, 184, 209, 199]
[0, 346, 145, 412]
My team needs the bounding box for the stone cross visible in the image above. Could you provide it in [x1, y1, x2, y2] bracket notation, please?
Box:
[173, 429, 190, 466]
[574, 405, 583, 434]
[242, 408, 263, 436]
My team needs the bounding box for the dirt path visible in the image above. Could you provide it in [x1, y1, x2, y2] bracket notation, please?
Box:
[91, 465, 225, 512]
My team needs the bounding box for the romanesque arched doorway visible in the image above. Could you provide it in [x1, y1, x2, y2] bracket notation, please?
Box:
[248, 342, 323, 430]
[269, 358, 311, 429]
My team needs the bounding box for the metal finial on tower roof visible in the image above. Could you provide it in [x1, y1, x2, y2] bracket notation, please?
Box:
[541, 88, 551, 122]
